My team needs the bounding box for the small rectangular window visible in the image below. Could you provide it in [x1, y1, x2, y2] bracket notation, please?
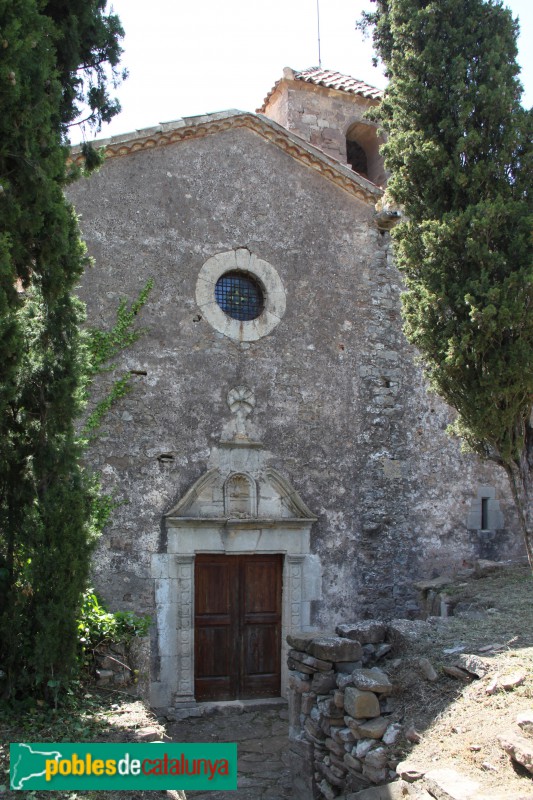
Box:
[481, 497, 489, 530]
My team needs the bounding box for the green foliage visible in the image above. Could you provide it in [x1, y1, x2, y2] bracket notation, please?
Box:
[45, 0, 126, 137]
[80, 143, 107, 175]
[77, 589, 150, 670]
[1, 688, 163, 799]
[78, 590, 151, 647]
[0, 0, 128, 702]
[0, 687, 127, 795]
[87, 279, 154, 373]
[362, 0, 533, 468]
[84, 373, 132, 436]
[83, 280, 153, 435]
[362, 0, 533, 563]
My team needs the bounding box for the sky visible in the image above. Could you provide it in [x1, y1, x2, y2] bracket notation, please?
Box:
[74, 0, 533, 144]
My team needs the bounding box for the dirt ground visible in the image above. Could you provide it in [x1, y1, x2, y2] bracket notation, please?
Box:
[0, 692, 176, 800]
[386, 562, 533, 796]
[1, 562, 532, 798]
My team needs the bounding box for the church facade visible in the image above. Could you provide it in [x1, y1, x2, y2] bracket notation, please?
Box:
[68, 68, 523, 709]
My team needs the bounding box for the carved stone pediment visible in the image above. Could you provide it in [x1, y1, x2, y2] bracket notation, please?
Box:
[165, 386, 316, 527]
[165, 463, 316, 526]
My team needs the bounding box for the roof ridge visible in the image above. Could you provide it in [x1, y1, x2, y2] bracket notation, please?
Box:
[294, 66, 383, 97]
[257, 66, 383, 113]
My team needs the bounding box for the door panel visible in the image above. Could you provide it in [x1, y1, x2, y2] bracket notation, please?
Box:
[240, 555, 282, 698]
[194, 554, 282, 701]
[194, 555, 238, 701]
[243, 559, 281, 612]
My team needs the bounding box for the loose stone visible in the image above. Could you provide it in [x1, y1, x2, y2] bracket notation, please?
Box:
[312, 670, 338, 693]
[336, 621, 386, 644]
[356, 716, 389, 739]
[498, 729, 533, 773]
[301, 691, 317, 714]
[517, 709, 533, 735]
[355, 738, 376, 759]
[500, 670, 526, 689]
[351, 667, 393, 694]
[418, 657, 439, 682]
[288, 672, 312, 692]
[443, 665, 472, 681]
[375, 643, 392, 660]
[337, 672, 355, 689]
[454, 653, 489, 678]
[305, 717, 326, 741]
[333, 689, 345, 708]
[287, 631, 320, 651]
[344, 687, 381, 719]
[325, 737, 345, 757]
[289, 648, 333, 672]
[382, 722, 402, 745]
[288, 657, 315, 674]
[333, 726, 355, 744]
[424, 767, 481, 799]
[318, 696, 342, 717]
[343, 752, 363, 772]
[396, 760, 425, 782]
[308, 635, 364, 662]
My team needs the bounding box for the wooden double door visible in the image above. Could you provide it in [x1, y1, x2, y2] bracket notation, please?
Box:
[194, 554, 283, 701]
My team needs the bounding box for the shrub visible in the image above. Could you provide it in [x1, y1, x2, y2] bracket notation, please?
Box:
[77, 589, 150, 671]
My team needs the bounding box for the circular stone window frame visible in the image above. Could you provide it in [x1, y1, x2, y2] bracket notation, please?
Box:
[196, 248, 286, 342]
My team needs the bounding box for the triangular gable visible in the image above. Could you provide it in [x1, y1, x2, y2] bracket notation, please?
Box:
[166, 468, 221, 519]
[265, 468, 316, 519]
[70, 110, 382, 206]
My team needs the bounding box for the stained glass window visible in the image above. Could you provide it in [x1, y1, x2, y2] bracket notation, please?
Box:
[215, 271, 264, 321]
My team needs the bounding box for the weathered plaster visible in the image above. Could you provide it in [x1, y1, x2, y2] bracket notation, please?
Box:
[67, 91, 525, 708]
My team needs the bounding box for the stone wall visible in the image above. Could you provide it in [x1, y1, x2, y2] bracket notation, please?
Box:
[67, 113, 525, 707]
[92, 636, 150, 695]
[68, 123, 522, 626]
[287, 624, 416, 799]
[262, 77, 386, 184]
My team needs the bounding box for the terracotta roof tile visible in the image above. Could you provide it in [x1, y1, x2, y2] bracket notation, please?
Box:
[258, 66, 383, 112]
[294, 67, 383, 100]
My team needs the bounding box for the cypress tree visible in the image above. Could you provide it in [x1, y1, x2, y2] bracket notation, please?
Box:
[0, 0, 125, 699]
[360, 1, 533, 564]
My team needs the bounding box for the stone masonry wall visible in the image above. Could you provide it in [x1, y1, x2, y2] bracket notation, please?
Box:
[263, 79, 383, 178]
[287, 624, 409, 799]
[92, 636, 150, 696]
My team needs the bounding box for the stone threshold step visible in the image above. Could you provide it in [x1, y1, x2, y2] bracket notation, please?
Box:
[166, 697, 288, 720]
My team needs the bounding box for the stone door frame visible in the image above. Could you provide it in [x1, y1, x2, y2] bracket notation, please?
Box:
[150, 520, 313, 709]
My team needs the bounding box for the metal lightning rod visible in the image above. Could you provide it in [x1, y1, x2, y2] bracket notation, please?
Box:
[316, 0, 322, 68]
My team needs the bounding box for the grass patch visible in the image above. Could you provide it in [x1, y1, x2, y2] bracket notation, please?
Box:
[0, 685, 170, 799]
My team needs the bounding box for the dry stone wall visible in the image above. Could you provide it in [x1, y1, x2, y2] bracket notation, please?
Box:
[93, 641, 133, 688]
[287, 623, 413, 799]
[92, 636, 150, 697]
